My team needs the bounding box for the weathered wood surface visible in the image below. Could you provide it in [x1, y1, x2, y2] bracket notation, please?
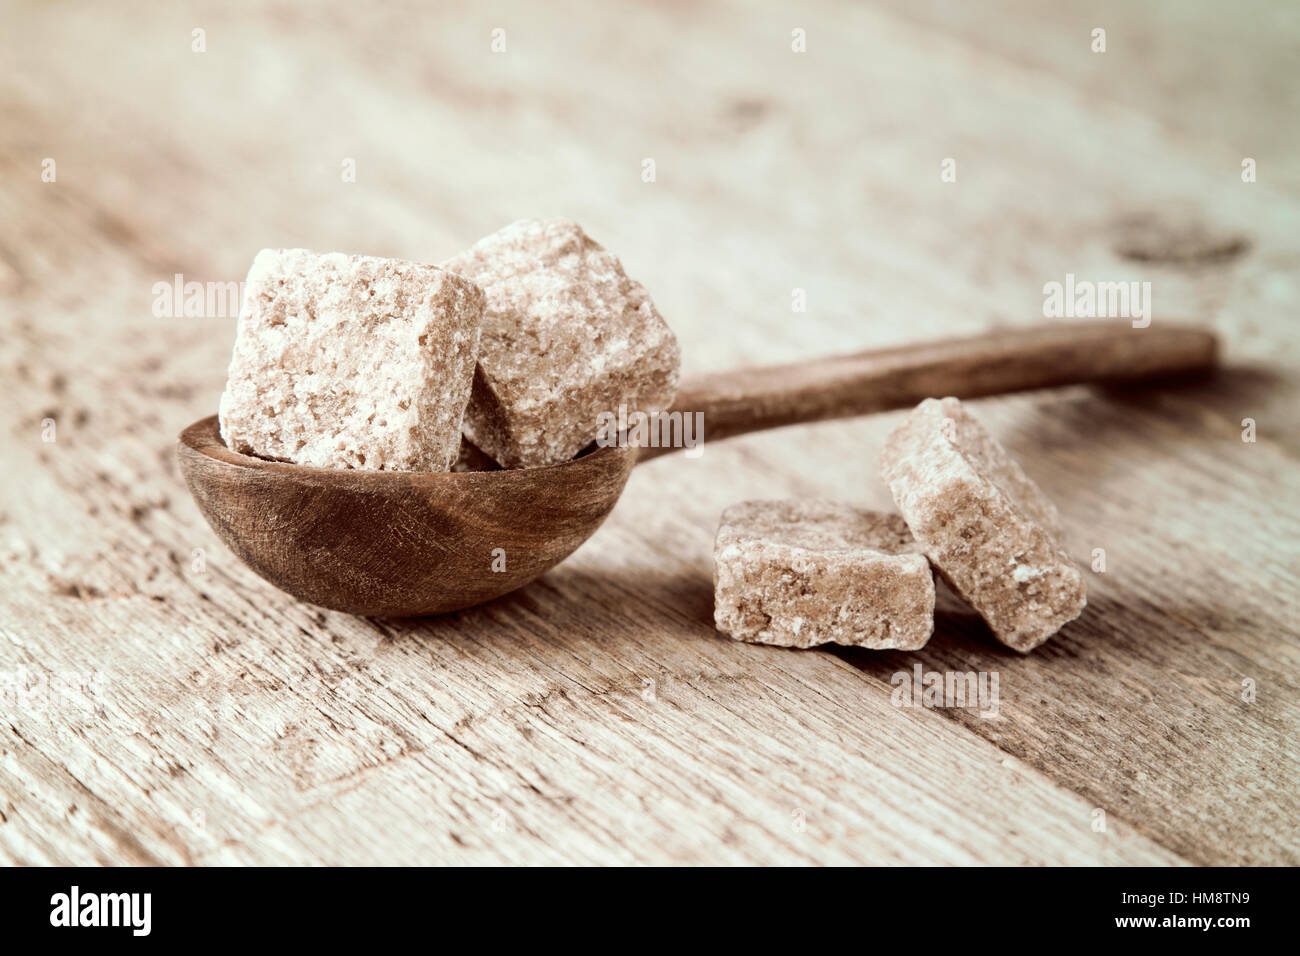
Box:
[1, 0, 1296, 865]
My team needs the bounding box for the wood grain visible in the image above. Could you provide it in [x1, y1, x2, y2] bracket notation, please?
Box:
[1, 0, 1296, 865]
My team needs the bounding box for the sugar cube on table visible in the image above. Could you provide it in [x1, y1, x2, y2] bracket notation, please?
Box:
[219, 248, 484, 472]
[880, 396, 1087, 652]
[713, 500, 936, 650]
[442, 218, 680, 468]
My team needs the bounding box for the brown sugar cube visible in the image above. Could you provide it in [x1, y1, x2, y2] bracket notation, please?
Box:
[713, 500, 936, 650]
[219, 248, 484, 472]
[880, 397, 1087, 652]
[442, 218, 680, 468]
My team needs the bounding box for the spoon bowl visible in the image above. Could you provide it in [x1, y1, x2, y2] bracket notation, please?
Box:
[177, 415, 635, 616]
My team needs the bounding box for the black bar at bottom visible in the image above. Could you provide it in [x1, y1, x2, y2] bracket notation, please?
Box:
[0, 865, 1285, 944]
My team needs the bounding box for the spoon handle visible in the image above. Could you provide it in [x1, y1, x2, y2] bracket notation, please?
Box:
[637, 320, 1217, 461]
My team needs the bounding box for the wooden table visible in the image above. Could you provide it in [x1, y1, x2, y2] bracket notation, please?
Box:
[2, 0, 1296, 865]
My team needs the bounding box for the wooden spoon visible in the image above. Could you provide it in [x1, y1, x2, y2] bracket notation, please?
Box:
[178, 320, 1216, 616]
